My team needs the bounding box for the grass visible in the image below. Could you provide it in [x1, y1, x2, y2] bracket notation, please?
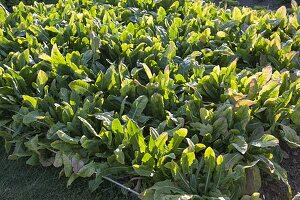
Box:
[0, 140, 138, 200]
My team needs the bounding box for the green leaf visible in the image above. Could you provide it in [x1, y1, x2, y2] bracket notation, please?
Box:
[244, 165, 261, 195]
[281, 125, 300, 148]
[53, 152, 63, 168]
[69, 80, 90, 95]
[291, 107, 300, 125]
[216, 31, 227, 38]
[157, 7, 166, 23]
[78, 116, 99, 138]
[133, 164, 153, 177]
[234, 106, 250, 132]
[199, 108, 212, 124]
[0, 4, 8, 25]
[250, 134, 279, 148]
[167, 128, 187, 151]
[155, 132, 168, 154]
[24, 135, 40, 155]
[232, 136, 248, 154]
[126, 119, 146, 153]
[213, 117, 228, 136]
[56, 130, 79, 144]
[223, 153, 243, 170]
[77, 162, 96, 177]
[111, 118, 124, 143]
[0, 130, 12, 139]
[204, 147, 216, 194]
[168, 18, 182, 40]
[22, 95, 38, 109]
[62, 154, 72, 177]
[220, 20, 239, 29]
[23, 111, 44, 125]
[141, 180, 185, 200]
[114, 145, 125, 164]
[37, 70, 48, 86]
[142, 63, 153, 80]
[67, 173, 79, 187]
[204, 147, 216, 171]
[181, 151, 196, 173]
[128, 95, 148, 119]
[275, 6, 287, 19]
[164, 41, 177, 61]
[150, 93, 165, 120]
[51, 44, 66, 66]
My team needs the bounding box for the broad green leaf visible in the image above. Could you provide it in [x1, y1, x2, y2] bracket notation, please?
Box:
[126, 119, 146, 153]
[69, 80, 90, 95]
[204, 147, 216, 170]
[258, 66, 272, 87]
[167, 128, 187, 151]
[0, 130, 12, 139]
[77, 162, 96, 177]
[56, 130, 79, 144]
[281, 125, 300, 148]
[291, 107, 300, 125]
[24, 135, 40, 155]
[37, 70, 48, 86]
[0, 4, 8, 25]
[250, 134, 279, 148]
[275, 6, 287, 19]
[22, 95, 37, 109]
[213, 117, 228, 136]
[244, 165, 261, 195]
[220, 20, 239, 30]
[157, 7, 166, 23]
[141, 180, 185, 200]
[234, 106, 250, 132]
[150, 93, 165, 120]
[216, 31, 227, 38]
[78, 116, 99, 138]
[232, 136, 248, 154]
[54, 152, 63, 168]
[155, 132, 168, 154]
[204, 147, 216, 194]
[199, 108, 212, 124]
[114, 145, 125, 164]
[128, 95, 148, 119]
[51, 44, 66, 65]
[195, 143, 206, 153]
[165, 41, 177, 61]
[67, 173, 79, 187]
[181, 151, 196, 173]
[23, 111, 44, 125]
[62, 154, 72, 177]
[142, 63, 153, 80]
[111, 118, 124, 143]
[133, 164, 153, 177]
[224, 153, 243, 170]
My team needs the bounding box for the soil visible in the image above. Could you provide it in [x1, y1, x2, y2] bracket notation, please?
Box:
[260, 144, 300, 200]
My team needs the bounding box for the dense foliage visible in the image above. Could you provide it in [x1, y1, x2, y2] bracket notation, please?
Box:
[1, 0, 300, 199]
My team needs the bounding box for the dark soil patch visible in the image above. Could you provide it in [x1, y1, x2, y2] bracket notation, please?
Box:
[261, 145, 300, 200]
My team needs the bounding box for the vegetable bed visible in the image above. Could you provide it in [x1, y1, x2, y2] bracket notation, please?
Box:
[1, 0, 300, 199]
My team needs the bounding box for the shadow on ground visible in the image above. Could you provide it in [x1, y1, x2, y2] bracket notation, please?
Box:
[0, 140, 137, 200]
